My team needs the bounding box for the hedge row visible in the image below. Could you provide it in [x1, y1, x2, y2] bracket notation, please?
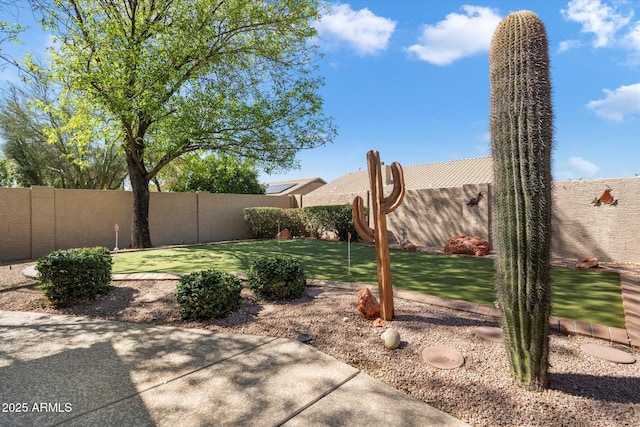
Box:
[243, 204, 365, 241]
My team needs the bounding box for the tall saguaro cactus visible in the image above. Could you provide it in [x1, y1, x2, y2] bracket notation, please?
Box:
[489, 11, 553, 390]
[353, 150, 405, 320]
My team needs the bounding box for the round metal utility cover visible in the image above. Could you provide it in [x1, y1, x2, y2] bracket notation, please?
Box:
[422, 345, 464, 369]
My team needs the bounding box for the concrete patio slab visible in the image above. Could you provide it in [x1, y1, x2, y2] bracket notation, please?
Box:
[0, 310, 470, 427]
[283, 371, 469, 427]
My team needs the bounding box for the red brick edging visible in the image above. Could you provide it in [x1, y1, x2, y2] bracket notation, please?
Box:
[306, 275, 639, 348]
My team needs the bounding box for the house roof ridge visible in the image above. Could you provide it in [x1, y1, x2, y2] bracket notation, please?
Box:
[404, 155, 492, 169]
[306, 155, 494, 196]
[265, 177, 325, 185]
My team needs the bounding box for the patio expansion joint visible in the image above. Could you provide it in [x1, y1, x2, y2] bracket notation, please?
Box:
[48, 336, 281, 426]
[270, 371, 361, 427]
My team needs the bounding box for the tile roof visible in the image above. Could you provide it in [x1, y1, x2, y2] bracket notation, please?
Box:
[309, 156, 494, 195]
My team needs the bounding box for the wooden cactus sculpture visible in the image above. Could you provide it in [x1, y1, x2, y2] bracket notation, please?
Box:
[352, 150, 405, 320]
[490, 11, 553, 390]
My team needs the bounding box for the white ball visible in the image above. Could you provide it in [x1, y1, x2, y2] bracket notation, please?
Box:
[381, 328, 401, 349]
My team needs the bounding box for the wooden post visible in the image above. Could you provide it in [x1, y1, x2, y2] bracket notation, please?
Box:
[352, 150, 405, 320]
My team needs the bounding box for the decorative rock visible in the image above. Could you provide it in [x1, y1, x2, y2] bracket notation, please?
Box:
[400, 240, 417, 251]
[475, 326, 504, 343]
[357, 288, 380, 319]
[342, 317, 350, 322]
[422, 345, 465, 369]
[295, 333, 314, 343]
[444, 235, 492, 257]
[276, 228, 293, 240]
[575, 257, 599, 269]
[581, 343, 636, 364]
[381, 328, 401, 349]
[372, 318, 386, 328]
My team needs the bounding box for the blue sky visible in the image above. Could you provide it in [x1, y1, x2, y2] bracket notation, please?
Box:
[2, 0, 639, 184]
[274, 0, 640, 184]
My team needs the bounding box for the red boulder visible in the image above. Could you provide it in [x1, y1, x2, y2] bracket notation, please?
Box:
[575, 257, 599, 269]
[401, 240, 418, 251]
[357, 288, 380, 319]
[444, 235, 492, 257]
[276, 228, 293, 240]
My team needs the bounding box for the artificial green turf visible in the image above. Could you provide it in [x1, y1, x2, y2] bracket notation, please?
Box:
[113, 239, 625, 328]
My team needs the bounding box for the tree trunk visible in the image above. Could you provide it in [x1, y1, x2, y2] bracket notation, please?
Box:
[127, 154, 152, 248]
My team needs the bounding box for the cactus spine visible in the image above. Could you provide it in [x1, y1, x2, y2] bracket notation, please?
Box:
[489, 11, 553, 390]
[353, 150, 405, 320]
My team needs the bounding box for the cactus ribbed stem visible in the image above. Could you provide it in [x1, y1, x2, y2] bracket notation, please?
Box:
[352, 150, 405, 320]
[490, 10, 553, 391]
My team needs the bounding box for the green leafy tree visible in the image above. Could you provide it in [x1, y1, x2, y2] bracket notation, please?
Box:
[30, 0, 335, 248]
[0, 1, 23, 52]
[0, 78, 127, 189]
[0, 155, 17, 186]
[1, 1, 29, 75]
[161, 153, 265, 194]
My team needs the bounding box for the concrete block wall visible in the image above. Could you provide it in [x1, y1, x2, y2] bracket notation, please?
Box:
[0, 188, 32, 261]
[302, 184, 490, 248]
[1, 177, 638, 264]
[551, 177, 640, 262]
[387, 184, 491, 247]
[300, 178, 639, 264]
[197, 192, 292, 243]
[0, 187, 292, 262]
[54, 188, 133, 251]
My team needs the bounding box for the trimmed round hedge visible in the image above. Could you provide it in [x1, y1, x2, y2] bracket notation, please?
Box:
[176, 269, 242, 320]
[247, 255, 306, 301]
[37, 246, 113, 308]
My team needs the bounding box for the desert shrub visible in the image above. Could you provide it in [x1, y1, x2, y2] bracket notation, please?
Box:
[243, 207, 305, 238]
[37, 246, 113, 308]
[176, 269, 242, 320]
[301, 204, 362, 241]
[243, 204, 363, 241]
[247, 255, 306, 301]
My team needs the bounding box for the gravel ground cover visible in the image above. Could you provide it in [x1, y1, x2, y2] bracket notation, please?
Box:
[1, 261, 638, 426]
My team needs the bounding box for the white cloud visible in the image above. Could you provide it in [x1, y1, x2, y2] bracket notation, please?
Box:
[568, 156, 600, 176]
[586, 83, 640, 121]
[404, 5, 502, 66]
[557, 156, 601, 180]
[314, 3, 396, 55]
[561, 0, 632, 48]
[558, 39, 582, 52]
[624, 20, 640, 52]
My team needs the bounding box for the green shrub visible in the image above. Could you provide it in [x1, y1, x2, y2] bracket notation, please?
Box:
[243, 205, 363, 241]
[247, 255, 306, 301]
[37, 247, 113, 308]
[176, 269, 242, 320]
[243, 207, 305, 239]
[302, 204, 363, 241]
